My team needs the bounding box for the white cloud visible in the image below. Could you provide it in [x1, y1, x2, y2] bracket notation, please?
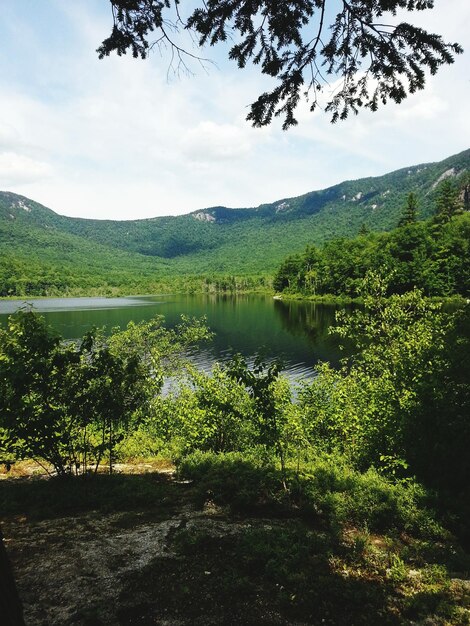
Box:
[0, 152, 54, 186]
[181, 121, 256, 162]
[0, 123, 21, 151]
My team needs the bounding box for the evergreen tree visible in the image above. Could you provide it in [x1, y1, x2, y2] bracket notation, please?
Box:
[461, 173, 470, 212]
[398, 192, 418, 227]
[434, 179, 462, 224]
[98, 1, 462, 129]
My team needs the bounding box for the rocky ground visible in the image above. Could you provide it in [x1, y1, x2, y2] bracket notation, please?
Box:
[2, 464, 295, 625]
[4, 502, 265, 625]
[1, 462, 469, 626]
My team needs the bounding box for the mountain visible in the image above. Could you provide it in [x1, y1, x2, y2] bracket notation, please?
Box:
[1, 148, 469, 295]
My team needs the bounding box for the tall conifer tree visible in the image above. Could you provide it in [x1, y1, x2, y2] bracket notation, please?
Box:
[399, 192, 418, 227]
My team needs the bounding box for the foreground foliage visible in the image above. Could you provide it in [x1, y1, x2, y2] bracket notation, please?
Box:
[0, 310, 210, 475]
[2, 280, 468, 504]
[3, 278, 466, 497]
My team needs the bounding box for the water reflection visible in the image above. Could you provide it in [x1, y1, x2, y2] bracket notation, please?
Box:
[0, 295, 349, 384]
[273, 299, 353, 366]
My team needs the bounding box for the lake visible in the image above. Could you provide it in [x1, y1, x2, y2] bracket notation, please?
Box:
[0, 294, 350, 383]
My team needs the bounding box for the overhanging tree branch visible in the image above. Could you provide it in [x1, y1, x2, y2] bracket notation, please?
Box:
[98, 0, 463, 128]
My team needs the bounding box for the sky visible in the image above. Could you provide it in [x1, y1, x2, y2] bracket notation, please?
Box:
[0, 0, 469, 220]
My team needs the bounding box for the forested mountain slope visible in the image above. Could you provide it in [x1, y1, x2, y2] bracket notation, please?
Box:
[274, 214, 470, 298]
[1, 148, 469, 292]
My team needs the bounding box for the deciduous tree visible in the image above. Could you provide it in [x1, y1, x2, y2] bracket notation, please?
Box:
[0, 309, 210, 476]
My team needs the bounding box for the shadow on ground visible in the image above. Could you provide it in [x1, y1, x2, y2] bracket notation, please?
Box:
[1, 461, 469, 625]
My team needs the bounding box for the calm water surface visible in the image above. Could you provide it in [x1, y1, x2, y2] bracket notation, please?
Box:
[0, 295, 350, 383]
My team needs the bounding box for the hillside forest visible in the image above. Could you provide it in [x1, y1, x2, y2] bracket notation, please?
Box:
[274, 187, 470, 299]
[1, 148, 470, 297]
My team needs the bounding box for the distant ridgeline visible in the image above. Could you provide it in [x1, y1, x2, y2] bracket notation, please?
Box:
[0, 148, 469, 296]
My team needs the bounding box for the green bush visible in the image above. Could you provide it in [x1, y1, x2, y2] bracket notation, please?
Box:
[178, 450, 283, 511]
[178, 450, 444, 538]
[292, 456, 442, 537]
